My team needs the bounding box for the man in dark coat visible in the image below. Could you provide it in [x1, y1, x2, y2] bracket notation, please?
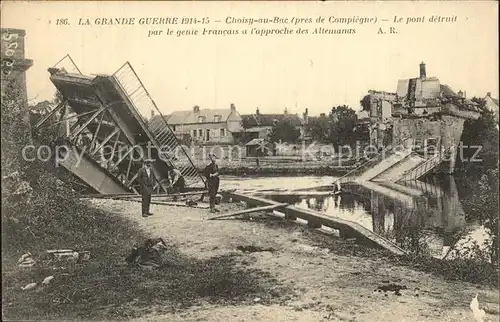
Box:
[203, 153, 220, 213]
[168, 167, 185, 193]
[137, 159, 155, 217]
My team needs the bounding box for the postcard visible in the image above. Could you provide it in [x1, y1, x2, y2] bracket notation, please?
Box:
[1, 1, 498, 321]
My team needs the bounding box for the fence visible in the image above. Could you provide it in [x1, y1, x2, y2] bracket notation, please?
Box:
[52, 54, 81, 75]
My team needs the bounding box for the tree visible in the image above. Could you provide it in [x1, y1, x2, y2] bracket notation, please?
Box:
[328, 105, 358, 146]
[306, 114, 330, 143]
[29, 92, 65, 145]
[459, 98, 499, 170]
[179, 133, 192, 146]
[268, 119, 301, 143]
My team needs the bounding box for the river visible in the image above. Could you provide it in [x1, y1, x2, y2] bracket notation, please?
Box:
[220, 174, 493, 261]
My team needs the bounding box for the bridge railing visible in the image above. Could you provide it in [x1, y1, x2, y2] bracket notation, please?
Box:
[52, 54, 82, 75]
[335, 136, 414, 184]
[112, 62, 206, 188]
[398, 147, 451, 182]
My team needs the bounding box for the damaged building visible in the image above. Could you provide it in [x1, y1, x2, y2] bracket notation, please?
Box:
[360, 62, 482, 174]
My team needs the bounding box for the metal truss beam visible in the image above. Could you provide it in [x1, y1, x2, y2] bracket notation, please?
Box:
[33, 99, 67, 130]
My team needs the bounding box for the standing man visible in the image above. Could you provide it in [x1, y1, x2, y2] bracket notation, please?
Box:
[168, 167, 185, 193]
[137, 159, 155, 218]
[203, 153, 220, 213]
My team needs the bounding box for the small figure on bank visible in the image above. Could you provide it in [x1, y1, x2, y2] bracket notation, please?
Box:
[333, 180, 342, 195]
[137, 159, 155, 218]
[203, 153, 220, 213]
[168, 167, 185, 193]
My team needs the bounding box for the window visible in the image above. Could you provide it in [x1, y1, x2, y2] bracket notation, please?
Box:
[198, 116, 206, 123]
[198, 129, 203, 138]
[220, 128, 225, 137]
[192, 129, 197, 138]
[172, 125, 176, 131]
[214, 115, 222, 122]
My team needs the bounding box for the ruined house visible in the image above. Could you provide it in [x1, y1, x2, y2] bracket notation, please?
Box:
[360, 62, 482, 174]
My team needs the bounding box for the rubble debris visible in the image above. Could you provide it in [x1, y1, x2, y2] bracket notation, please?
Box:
[46, 250, 79, 263]
[125, 238, 169, 269]
[18, 253, 36, 267]
[43, 249, 91, 263]
[470, 294, 486, 322]
[21, 283, 37, 291]
[374, 283, 407, 296]
[185, 199, 198, 206]
[42, 276, 54, 285]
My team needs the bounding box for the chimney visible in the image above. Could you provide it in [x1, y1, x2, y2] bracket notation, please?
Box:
[458, 90, 463, 98]
[303, 108, 309, 125]
[150, 109, 155, 119]
[256, 107, 260, 115]
[284, 107, 288, 115]
[487, 92, 491, 97]
[419, 61, 426, 79]
[320, 113, 326, 117]
[193, 105, 200, 113]
[230, 103, 236, 112]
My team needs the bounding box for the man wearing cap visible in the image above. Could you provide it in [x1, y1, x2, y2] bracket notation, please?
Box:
[137, 159, 155, 218]
[203, 153, 220, 213]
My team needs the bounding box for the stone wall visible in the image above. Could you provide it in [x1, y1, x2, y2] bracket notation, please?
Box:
[392, 115, 465, 173]
[1, 28, 33, 174]
[392, 115, 465, 152]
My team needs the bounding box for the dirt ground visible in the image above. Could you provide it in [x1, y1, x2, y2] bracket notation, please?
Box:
[89, 198, 499, 322]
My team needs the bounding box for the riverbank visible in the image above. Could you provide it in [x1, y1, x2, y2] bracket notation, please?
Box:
[189, 158, 357, 176]
[219, 165, 355, 176]
[3, 196, 498, 321]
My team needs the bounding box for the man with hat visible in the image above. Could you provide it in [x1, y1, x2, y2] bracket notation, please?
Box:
[137, 159, 155, 218]
[203, 153, 220, 213]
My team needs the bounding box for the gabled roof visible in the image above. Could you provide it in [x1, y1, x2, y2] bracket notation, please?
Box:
[485, 95, 499, 107]
[152, 108, 235, 125]
[241, 113, 304, 127]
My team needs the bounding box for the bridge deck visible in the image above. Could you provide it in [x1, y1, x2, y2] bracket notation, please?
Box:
[41, 55, 205, 194]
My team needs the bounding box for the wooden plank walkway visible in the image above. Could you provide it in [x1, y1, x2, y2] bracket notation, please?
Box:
[208, 203, 289, 220]
[225, 191, 407, 256]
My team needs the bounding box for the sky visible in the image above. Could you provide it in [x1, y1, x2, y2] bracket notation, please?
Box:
[2, 1, 499, 117]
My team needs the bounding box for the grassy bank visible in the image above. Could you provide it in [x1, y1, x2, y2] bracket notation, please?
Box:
[1, 167, 285, 320]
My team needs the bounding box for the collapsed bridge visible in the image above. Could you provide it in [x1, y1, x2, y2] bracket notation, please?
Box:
[34, 55, 205, 194]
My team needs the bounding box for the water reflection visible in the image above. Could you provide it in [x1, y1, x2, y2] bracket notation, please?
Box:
[269, 176, 484, 259]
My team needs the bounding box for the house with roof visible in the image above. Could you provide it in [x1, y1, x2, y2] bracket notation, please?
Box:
[483, 92, 499, 123]
[240, 107, 308, 141]
[151, 103, 243, 144]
